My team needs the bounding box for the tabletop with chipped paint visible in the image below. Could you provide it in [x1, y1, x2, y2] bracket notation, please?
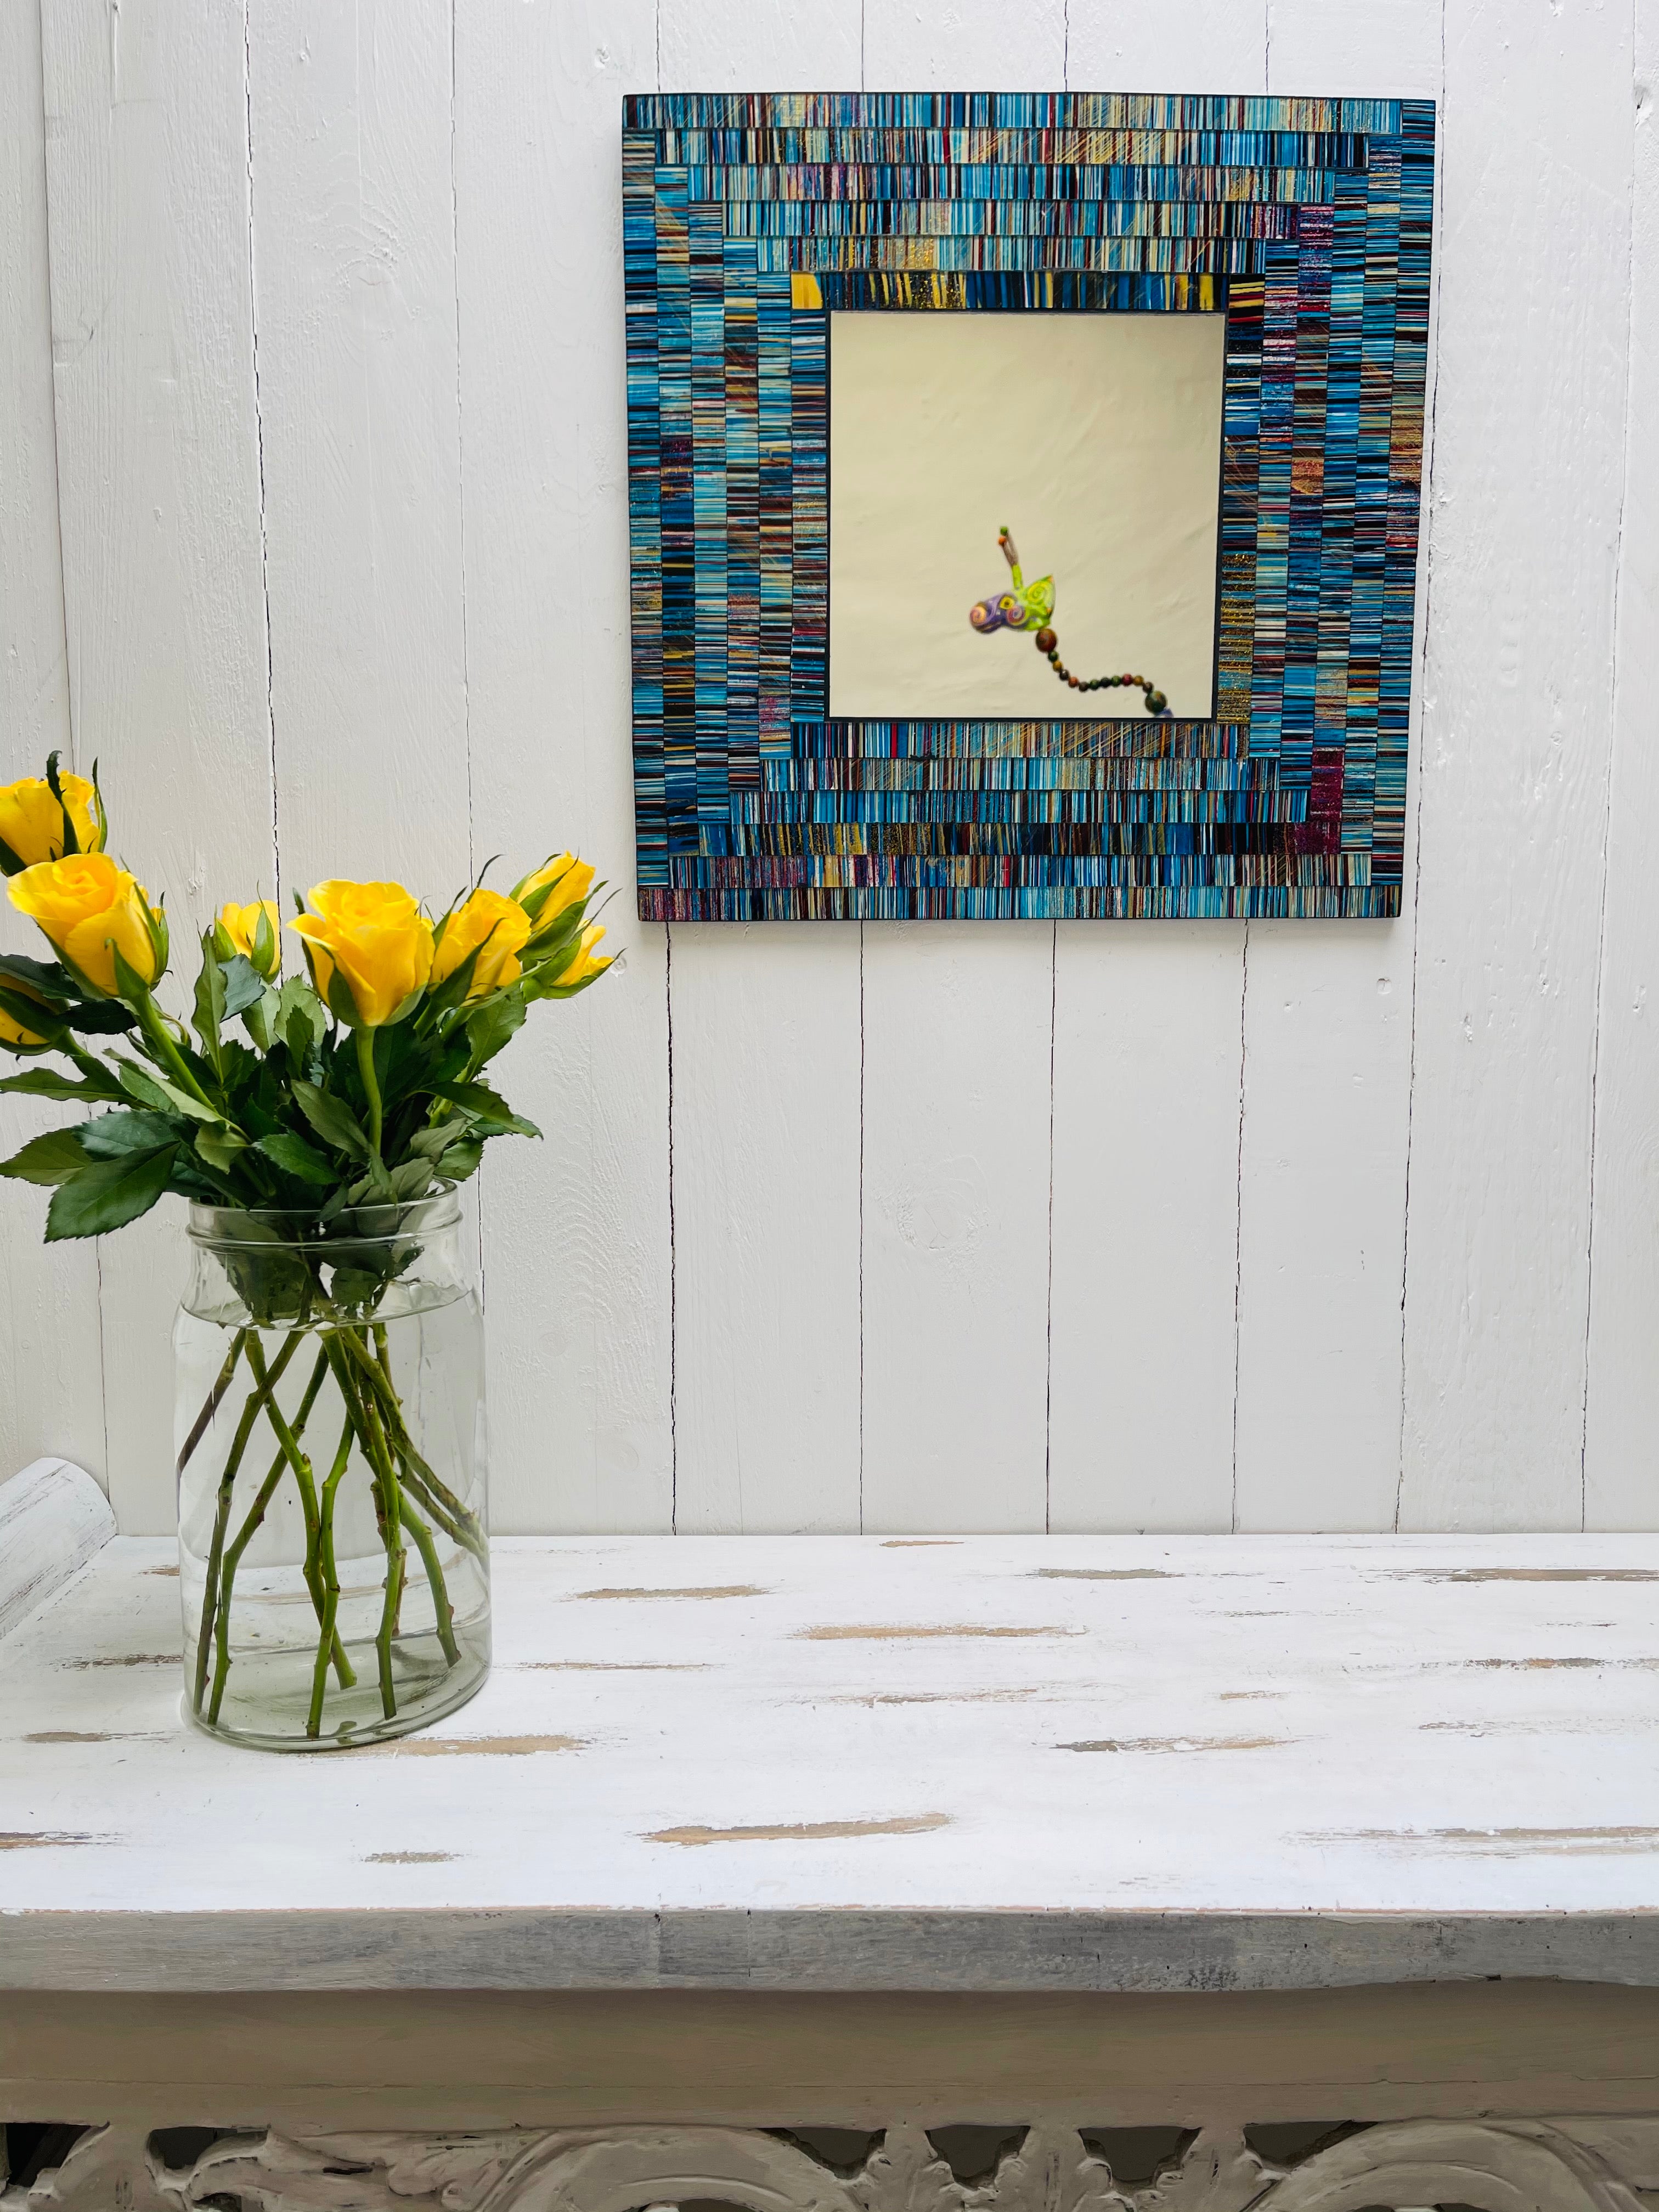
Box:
[4, 1533, 1659, 1993]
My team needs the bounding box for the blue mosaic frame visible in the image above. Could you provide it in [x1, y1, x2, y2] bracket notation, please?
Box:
[623, 93, 1435, 919]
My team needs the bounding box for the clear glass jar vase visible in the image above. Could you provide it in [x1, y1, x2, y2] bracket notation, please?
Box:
[174, 1187, 490, 1751]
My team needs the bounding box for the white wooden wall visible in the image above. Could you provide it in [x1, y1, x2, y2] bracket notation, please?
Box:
[2, 0, 1653, 1539]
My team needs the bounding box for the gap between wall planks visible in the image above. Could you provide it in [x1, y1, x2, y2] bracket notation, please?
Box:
[3, 0, 1654, 1535]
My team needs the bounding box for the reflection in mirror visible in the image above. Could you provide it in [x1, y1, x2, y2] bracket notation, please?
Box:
[828, 309, 1225, 722]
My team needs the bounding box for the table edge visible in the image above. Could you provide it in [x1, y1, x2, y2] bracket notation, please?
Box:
[5, 1906, 1659, 1993]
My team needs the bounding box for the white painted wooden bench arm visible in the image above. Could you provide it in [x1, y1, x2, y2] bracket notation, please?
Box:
[0, 1459, 114, 1644]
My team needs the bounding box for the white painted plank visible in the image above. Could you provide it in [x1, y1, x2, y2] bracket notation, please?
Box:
[242, 2, 489, 1526]
[1399, 0, 1632, 1528]
[1234, 927, 1414, 1530]
[452, 0, 673, 1533]
[670, 927, 863, 1532]
[1231, 6, 1441, 1532]
[8, 1530, 1659, 1996]
[653, 1, 867, 1536]
[1582, 2, 1659, 1529]
[0, 0, 105, 1501]
[860, 927, 1053, 1530]
[1048, 927, 1244, 1531]
[1065, 1, 1266, 87]
[1266, 0, 1440, 92]
[246, 0, 469, 902]
[658, 2, 863, 86]
[855, 3, 1067, 1534]
[38, 0, 276, 1533]
[865, 0, 1064, 87]
[0, 1458, 115, 1641]
[1046, 10, 1265, 1534]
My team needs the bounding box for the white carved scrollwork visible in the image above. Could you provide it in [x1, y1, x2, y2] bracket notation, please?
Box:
[7, 2117, 1659, 2212]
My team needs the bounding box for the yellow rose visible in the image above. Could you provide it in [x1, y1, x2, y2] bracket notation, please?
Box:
[514, 852, 595, 935]
[290, 879, 434, 1028]
[550, 921, 612, 989]
[0, 770, 101, 873]
[8, 853, 164, 995]
[220, 899, 281, 980]
[431, 888, 532, 1002]
[0, 979, 55, 1052]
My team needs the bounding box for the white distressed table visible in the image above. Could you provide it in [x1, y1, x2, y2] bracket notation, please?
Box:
[5, 1487, 1659, 2212]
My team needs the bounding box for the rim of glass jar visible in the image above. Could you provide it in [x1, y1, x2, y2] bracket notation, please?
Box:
[186, 1181, 463, 1250]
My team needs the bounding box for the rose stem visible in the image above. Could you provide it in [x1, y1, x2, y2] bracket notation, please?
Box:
[329, 1338, 405, 1719]
[190, 1330, 302, 1713]
[398, 1497, 459, 1666]
[340, 1328, 486, 1558]
[242, 1335, 331, 1644]
[366, 1326, 462, 1659]
[305, 1414, 358, 1739]
[177, 1327, 249, 1478]
[355, 1361, 407, 1716]
[354, 1027, 383, 1158]
[208, 1350, 353, 1724]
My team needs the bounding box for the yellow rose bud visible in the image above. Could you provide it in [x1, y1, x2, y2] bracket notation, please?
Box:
[514, 852, 595, 935]
[289, 878, 435, 1028]
[430, 888, 532, 1002]
[0, 979, 55, 1052]
[550, 921, 612, 989]
[219, 899, 281, 980]
[8, 853, 163, 996]
[0, 770, 101, 872]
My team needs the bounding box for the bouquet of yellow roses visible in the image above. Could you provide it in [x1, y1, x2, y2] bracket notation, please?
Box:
[0, 754, 610, 1745]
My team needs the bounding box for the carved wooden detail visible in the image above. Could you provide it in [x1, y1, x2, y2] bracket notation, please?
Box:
[7, 2118, 1659, 2212]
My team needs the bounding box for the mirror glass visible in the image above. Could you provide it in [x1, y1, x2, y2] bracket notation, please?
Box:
[828, 309, 1226, 723]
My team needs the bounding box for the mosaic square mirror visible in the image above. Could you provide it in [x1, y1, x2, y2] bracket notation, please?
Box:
[622, 93, 1435, 921]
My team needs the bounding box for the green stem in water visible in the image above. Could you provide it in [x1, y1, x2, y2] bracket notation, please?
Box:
[178, 1326, 248, 1477]
[242, 1334, 338, 1666]
[305, 1413, 358, 1739]
[190, 1329, 302, 1714]
[355, 1025, 383, 1159]
[337, 1327, 486, 1559]
[207, 1349, 353, 1725]
[397, 1493, 460, 1667]
[340, 1333, 405, 1717]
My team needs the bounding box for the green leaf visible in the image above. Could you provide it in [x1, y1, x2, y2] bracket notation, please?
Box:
[113, 1057, 222, 1125]
[0, 953, 74, 1003]
[407, 1115, 471, 1161]
[275, 975, 326, 1065]
[388, 1158, 434, 1200]
[464, 990, 526, 1066]
[193, 938, 227, 1068]
[420, 938, 487, 1021]
[221, 953, 265, 1020]
[195, 1125, 250, 1174]
[0, 984, 62, 1041]
[81, 1109, 180, 1159]
[63, 1000, 138, 1035]
[0, 1127, 88, 1186]
[242, 985, 277, 1053]
[292, 1080, 369, 1158]
[436, 1137, 485, 1183]
[433, 1080, 540, 1137]
[257, 1130, 337, 1186]
[45, 1146, 177, 1241]
[0, 1065, 125, 1103]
